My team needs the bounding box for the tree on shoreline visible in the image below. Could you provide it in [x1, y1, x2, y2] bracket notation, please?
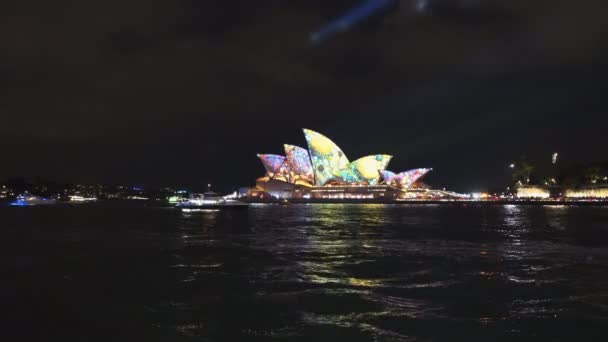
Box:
[512, 156, 535, 186]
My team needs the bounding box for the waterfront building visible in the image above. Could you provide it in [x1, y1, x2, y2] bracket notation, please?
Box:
[516, 186, 551, 199]
[249, 129, 441, 200]
[565, 185, 608, 199]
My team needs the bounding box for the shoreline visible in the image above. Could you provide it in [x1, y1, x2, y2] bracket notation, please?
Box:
[246, 199, 608, 206]
[2, 199, 607, 207]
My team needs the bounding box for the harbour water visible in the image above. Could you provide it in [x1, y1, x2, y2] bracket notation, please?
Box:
[3, 203, 608, 341]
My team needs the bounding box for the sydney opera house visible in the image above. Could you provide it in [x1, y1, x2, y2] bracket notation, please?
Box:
[247, 129, 444, 201]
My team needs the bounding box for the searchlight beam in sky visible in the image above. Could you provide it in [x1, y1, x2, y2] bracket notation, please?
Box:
[310, 0, 485, 43]
[310, 0, 397, 43]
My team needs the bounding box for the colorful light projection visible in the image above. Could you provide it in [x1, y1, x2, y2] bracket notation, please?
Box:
[339, 155, 392, 185]
[258, 129, 422, 188]
[257, 154, 288, 180]
[303, 129, 350, 186]
[284, 144, 314, 185]
[382, 168, 432, 190]
[380, 170, 397, 183]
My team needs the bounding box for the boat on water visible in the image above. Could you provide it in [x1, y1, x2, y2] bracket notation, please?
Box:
[68, 195, 98, 203]
[176, 191, 249, 210]
[10, 194, 57, 206]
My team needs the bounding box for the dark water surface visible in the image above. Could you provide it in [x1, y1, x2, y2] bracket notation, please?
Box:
[3, 203, 608, 341]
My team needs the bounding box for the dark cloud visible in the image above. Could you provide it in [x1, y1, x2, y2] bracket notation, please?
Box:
[1, 0, 607, 190]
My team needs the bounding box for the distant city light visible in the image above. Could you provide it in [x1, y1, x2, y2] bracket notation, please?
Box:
[470, 193, 489, 199]
[509, 163, 515, 169]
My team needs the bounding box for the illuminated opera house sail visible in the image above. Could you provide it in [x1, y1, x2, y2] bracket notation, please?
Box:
[253, 129, 433, 200]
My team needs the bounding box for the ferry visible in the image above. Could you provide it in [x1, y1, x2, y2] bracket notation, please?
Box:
[68, 195, 98, 203]
[176, 191, 249, 210]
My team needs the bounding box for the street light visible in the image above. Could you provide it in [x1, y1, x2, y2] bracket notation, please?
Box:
[509, 163, 515, 169]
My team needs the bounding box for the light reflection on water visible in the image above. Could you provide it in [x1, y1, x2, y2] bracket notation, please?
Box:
[3, 203, 608, 341]
[163, 204, 608, 340]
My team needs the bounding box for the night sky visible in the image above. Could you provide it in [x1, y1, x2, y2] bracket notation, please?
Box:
[2, 0, 608, 192]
